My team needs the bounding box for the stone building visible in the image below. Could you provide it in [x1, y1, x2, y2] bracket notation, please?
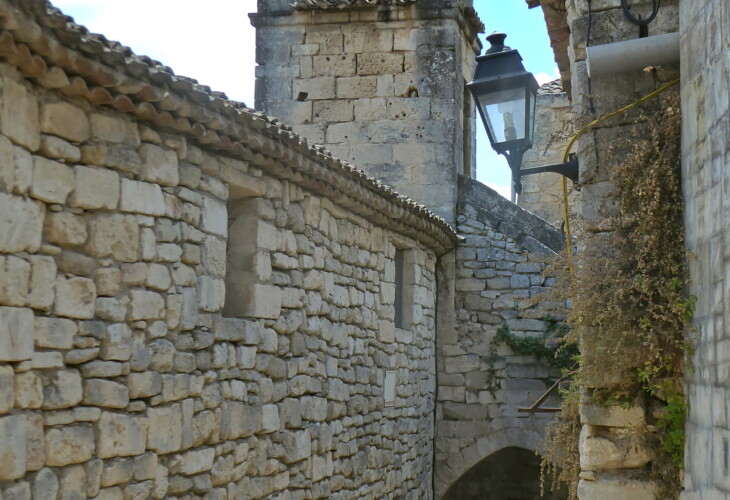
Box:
[0, 0, 568, 498]
[530, 0, 730, 497]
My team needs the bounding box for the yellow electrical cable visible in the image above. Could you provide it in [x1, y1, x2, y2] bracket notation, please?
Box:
[559, 77, 680, 278]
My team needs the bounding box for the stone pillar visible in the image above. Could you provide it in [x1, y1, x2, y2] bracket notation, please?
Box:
[556, 0, 680, 496]
[681, 0, 730, 497]
[250, 0, 483, 224]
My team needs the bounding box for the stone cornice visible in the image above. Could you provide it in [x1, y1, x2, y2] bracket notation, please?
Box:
[0, 0, 460, 255]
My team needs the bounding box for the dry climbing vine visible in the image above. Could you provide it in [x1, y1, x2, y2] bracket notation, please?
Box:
[541, 95, 692, 499]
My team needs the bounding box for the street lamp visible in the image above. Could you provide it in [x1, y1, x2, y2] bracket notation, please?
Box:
[467, 32, 579, 202]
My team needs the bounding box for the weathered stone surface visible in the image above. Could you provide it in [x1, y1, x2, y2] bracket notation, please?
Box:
[70, 166, 120, 210]
[0, 306, 34, 361]
[1, 77, 40, 151]
[0, 366, 13, 414]
[83, 379, 129, 408]
[147, 405, 182, 453]
[25, 413, 45, 472]
[0, 193, 44, 253]
[100, 323, 132, 361]
[43, 369, 83, 410]
[119, 178, 165, 216]
[0, 414, 26, 479]
[178, 448, 215, 475]
[96, 412, 147, 459]
[130, 290, 165, 320]
[32, 467, 59, 500]
[140, 143, 179, 186]
[45, 211, 87, 247]
[40, 101, 90, 143]
[86, 214, 139, 262]
[31, 157, 74, 204]
[14, 371, 43, 409]
[35, 316, 77, 349]
[0, 255, 30, 306]
[580, 403, 645, 428]
[54, 276, 96, 319]
[27, 256, 56, 311]
[45, 424, 95, 466]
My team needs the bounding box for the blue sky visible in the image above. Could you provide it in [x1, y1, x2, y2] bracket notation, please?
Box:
[51, 0, 556, 198]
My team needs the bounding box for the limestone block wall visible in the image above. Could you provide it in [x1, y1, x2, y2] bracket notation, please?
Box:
[434, 175, 566, 497]
[681, 0, 730, 496]
[549, 0, 680, 496]
[252, 1, 483, 223]
[0, 2, 457, 497]
[518, 83, 578, 228]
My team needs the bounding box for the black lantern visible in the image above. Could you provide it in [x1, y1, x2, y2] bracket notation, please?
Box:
[468, 32, 578, 201]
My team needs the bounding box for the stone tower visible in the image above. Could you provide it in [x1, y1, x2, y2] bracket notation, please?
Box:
[250, 0, 484, 223]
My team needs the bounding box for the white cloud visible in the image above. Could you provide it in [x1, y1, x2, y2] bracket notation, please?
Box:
[51, 0, 257, 105]
[534, 66, 561, 86]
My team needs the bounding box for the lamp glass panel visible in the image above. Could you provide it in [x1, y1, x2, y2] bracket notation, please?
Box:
[478, 87, 527, 144]
[526, 88, 535, 142]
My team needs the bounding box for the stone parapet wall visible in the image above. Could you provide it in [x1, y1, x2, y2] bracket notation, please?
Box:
[0, 2, 454, 497]
[435, 176, 565, 497]
[681, 0, 730, 496]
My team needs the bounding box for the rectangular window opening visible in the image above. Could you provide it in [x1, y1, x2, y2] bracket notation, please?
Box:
[394, 248, 405, 329]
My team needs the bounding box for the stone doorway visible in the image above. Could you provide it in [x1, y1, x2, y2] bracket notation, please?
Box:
[442, 446, 568, 500]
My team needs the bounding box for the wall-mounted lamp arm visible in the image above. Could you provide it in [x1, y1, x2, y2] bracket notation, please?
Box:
[519, 153, 579, 184]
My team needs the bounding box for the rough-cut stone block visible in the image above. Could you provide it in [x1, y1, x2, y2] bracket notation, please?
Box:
[283, 430, 312, 464]
[201, 196, 227, 237]
[196, 276, 225, 312]
[580, 403, 645, 427]
[45, 424, 95, 466]
[0, 306, 34, 361]
[30, 157, 74, 204]
[1, 77, 40, 151]
[43, 369, 83, 410]
[70, 166, 120, 210]
[40, 134, 80, 163]
[59, 464, 86, 499]
[577, 477, 656, 499]
[261, 404, 280, 433]
[0, 255, 30, 306]
[0, 135, 32, 195]
[0, 366, 11, 414]
[35, 316, 76, 349]
[40, 101, 90, 143]
[120, 178, 165, 216]
[83, 379, 129, 409]
[128, 372, 162, 398]
[54, 276, 96, 319]
[100, 323, 132, 361]
[0, 193, 44, 253]
[336, 76, 377, 99]
[139, 143, 179, 186]
[130, 290, 165, 320]
[86, 214, 138, 263]
[45, 211, 88, 247]
[96, 412, 147, 459]
[25, 413, 44, 472]
[90, 113, 127, 143]
[147, 405, 182, 453]
[14, 371, 43, 409]
[0, 414, 26, 480]
[178, 449, 215, 475]
[357, 52, 404, 75]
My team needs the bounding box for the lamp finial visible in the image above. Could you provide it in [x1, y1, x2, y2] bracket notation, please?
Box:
[486, 32, 509, 54]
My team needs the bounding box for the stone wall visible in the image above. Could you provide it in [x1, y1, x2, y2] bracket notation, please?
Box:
[434, 175, 566, 497]
[252, 0, 483, 223]
[0, 2, 458, 497]
[681, 0, 730, 496]
[541, 0, 680, 496]
[518, 81, 578, 228]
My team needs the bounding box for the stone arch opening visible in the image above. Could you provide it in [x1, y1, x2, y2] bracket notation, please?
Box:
[442, 446, 568, 500]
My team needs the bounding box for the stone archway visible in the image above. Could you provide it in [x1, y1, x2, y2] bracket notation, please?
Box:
[441, 446, 568, 500]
